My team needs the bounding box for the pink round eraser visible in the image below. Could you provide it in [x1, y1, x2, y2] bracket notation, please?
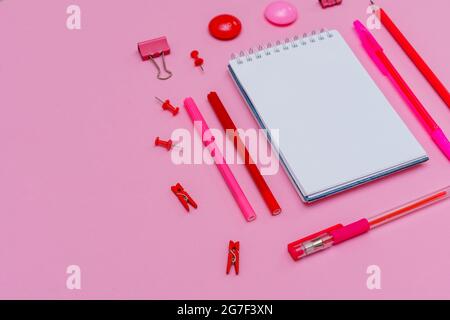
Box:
[264, 1, 298, 26]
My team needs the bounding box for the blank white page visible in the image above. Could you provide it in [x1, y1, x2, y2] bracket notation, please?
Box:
[229, 30, 427, 202]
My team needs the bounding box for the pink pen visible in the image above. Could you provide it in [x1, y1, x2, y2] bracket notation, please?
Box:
[288, 185, 450, 261]
[354, 20, 450, 161]
[184, 97, 257, 222]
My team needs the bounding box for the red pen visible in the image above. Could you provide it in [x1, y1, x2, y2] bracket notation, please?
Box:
[354, 20, 450, 161]
[207, 92, 281, 215]
[371, 0, 450, 109]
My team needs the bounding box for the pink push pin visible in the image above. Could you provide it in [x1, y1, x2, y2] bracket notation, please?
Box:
[264, 1, 298, 26]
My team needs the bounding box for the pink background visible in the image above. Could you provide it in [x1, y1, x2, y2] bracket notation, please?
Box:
[0, 0, 449, 299]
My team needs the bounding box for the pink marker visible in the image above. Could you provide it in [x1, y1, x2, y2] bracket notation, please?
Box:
[354, 20, 450, 161]
[184, 97, 256, 222]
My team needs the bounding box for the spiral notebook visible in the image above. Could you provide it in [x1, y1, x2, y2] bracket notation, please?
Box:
[228, 29, 428, 202]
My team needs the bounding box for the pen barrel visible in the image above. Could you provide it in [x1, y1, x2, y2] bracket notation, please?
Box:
[184, 97, 256, 222]
[329, 219, 370, 244]
[368, 186, 450, 229]
[376, 51, 439, 132]
[207, 91, 281, 215]
[206, 138, 257, 222]
[215, 156, 257, 222]
[431, 128, 450, 160]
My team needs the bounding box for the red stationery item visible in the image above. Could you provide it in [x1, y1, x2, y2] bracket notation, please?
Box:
[171, 183, 197, 212]
[154, 137, 173, 150]
[226, 241, 239, 275]
[354, 20, 450, 160]
[190, 50, 204, 71]
[208, 14, 242, 40]
[207, 92, 281, 215]
[372, 1, 450, 109]
[155, 96, 179, 116]
[288, 224, 343, 261]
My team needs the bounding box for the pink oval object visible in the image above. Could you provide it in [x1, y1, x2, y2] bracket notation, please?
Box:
[264, 1, 298, 26]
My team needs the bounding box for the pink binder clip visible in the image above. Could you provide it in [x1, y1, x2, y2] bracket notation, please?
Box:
[319, 0, 342, 8]
[137, 36, 173, 80]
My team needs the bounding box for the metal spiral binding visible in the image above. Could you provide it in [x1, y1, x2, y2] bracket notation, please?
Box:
[230, 29, 333, 65]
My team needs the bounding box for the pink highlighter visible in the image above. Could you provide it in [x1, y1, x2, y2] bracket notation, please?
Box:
[184, 97, 256, 222]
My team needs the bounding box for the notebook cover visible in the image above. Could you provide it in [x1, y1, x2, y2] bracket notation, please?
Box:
[228, 30, 428, 202]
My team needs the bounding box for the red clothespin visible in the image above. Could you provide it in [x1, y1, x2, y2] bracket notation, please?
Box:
[226, 241, 239, 275]
[171, 183, 197, 212]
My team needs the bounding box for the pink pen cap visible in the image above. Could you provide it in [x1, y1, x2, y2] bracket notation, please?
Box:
[431, 128, 450, 160]
[353, 20, 388, 75]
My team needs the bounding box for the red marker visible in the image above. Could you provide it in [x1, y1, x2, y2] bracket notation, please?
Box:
[207, 92, 281, 215]
[354, 20, 450, 160]
[372, 0, 450, 109]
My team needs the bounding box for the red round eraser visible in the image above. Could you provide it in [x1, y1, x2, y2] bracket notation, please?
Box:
[208, 14, 242, 40]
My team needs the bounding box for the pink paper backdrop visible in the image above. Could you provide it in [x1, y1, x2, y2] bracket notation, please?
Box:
[0, 0, 449, 299]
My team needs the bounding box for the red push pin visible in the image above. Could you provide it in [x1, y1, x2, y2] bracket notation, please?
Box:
[155, 97, 179, 116]
[190, 50, 204, 71]
[154, 137, 181, 151]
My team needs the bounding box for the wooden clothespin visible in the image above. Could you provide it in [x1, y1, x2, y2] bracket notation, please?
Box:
[171, 183, 197, 212]
[226, 240, 239, 275]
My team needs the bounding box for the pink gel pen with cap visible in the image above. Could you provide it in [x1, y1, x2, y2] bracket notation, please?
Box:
[288, 186, 449, 261]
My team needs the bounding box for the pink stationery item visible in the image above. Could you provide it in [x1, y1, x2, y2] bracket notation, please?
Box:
[319, 0, 342, 8]
[354, 20, 450, 161]
[184, 97, 256, 222]
[288, 185, 450, 261]
[264, 1, 298, 26]
[137, 36, 173, 80]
